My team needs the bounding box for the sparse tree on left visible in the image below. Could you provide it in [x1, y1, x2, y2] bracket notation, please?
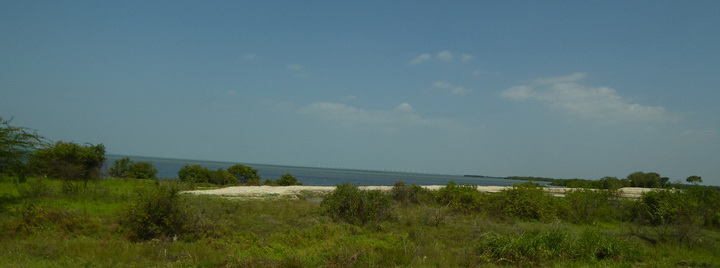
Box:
[31, 141, 106, 188]
[0, 117, 47, 181]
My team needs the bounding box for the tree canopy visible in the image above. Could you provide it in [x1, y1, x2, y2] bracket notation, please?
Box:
[31, 141, 106, 186]
[0, 118, 47, 176]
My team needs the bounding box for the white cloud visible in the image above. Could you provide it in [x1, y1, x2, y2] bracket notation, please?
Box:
[410, 53, 432, 65]
[501, 85, 534, 100]
[534, 72, 587, 85]
[225, 90, 237, 96]
[286, 63, 304, 71]
[300, 102, 475, 132]
[286, 63, 310, 78]
[437, 50, 454, 62]
[461, 53, 474, 62]
[395, 102, 413, 113]
[340, 95, 357, 101]
[410, 50, 473, 64]
[501, 73, 678, 123]
[432, 80, 473, 96]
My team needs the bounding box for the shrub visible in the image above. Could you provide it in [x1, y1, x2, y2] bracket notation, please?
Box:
[178, 164, 212, 183]
[108, 157, 131, 178]
[126, 161, 157, 179]
[227, 164, 260, 184]
[563, 188, 622, 224]
[475, 228, 636, 266]
[0, 118, 47, 177]
[321, 183, 393, 225]
[436, 181, 483, 213]
[487, 182, 559, 220]
[10, 203, 84, 234]
[119, 183, 188, 241]
[17, 177, 54, 198]
[275, 173, 302, 186]
[31, 141, 106, 187]
[391, 181, 434, 205]
[209, 169, 237, 185]
[109, 157, 157, 179]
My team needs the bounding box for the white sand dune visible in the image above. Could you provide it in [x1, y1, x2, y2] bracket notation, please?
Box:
[183, 185, 654, 199]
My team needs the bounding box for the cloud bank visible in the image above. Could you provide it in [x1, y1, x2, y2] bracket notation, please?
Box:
[432, 81, 473, 96]
[410, 50, 473, 65]
[299, 101, 476, 132]
[502, 73, 678, 123]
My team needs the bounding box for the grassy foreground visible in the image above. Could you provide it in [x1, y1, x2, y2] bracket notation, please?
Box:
[0, 177, 719, 267]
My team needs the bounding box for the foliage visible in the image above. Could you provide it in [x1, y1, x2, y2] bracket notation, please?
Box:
[108, 157, 131, 178]
[627, 171, 670, 188]
[476, 228, 637, 266]
[635, 186, 720, 229]
[31, 141, 106, 187]
[272, 173, 302, 186]
[119, 183, 188, 241]
[0, 118, 47, 179]
[435, 181, 483, 213]
[391, 180, 435, 205]
[126, 161, 158, 179]
[1, 177, 719, 267]
[486, 182, 559, 220]
[686, 175, 703, 184]
[563, 188, 623, 224]
[209, 169, 237, 185]
[550, 176, 629, 189]
[321, 183, 393, 225]
[227, 164, 260, 184]
[177, 164, 212, 183]
[110, 157, 158, 179]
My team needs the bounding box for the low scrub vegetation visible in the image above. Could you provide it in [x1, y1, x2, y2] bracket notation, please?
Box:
[0, 176, 719, 267]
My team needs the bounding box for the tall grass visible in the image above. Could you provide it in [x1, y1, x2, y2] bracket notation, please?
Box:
[0, 178, 719, 267]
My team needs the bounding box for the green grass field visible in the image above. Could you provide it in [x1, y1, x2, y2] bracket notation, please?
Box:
[0, 177, 718, 267]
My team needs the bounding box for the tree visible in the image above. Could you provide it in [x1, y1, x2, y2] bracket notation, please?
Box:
[275, 173, 302, 186]
[627, 172, 668, 188]
[209, 169, 237, 185]
[109, 157, 132, 178]
[110, 157, 158, 179]
[686, 175, 702, 184]
[31, 141, 106, 187]
[178, 164, 211, 183]
[227, 164, 260, 184]
[0, 118, 47, 179]
[126, 161, 158, 179]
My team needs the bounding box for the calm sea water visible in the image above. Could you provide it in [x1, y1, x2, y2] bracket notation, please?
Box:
[104, 155, 545, 187]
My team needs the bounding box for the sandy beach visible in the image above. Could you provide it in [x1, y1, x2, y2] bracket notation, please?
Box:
[183, 185, 654, 199]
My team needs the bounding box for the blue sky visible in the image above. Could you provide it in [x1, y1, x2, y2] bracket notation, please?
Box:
[2, 1, 719, 185]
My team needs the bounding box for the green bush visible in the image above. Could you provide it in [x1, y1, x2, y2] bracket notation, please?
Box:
[31, 141, 106, 187]
[119, 183, 188, 241]
[178, 164, 212, 183]
[227, 164, 260, 184]
[17, 177, 54, 198]
[108, 157, 131, 178]
[126, 161, 157, 179]
[209, 169, 237, 185]
[10, 203, 84, 234]
[275, 173, 302, 186]
[475, 228, 636, 266]
[563, 188, 622, 224]
[321, 183, 393, 225]
[436, 181, 483, 213]
[487, 183, 559, 220]
[634, 187, 720, 229]
[391, 181, 435, 205]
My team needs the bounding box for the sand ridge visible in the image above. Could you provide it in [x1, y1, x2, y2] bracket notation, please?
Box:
[183, 185, 654, 199]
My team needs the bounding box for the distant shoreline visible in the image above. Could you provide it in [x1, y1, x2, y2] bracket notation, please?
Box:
[183, 185, 653, 200]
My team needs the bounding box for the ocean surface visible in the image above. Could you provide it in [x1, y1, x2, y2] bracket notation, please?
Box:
[104, 155, 546, 187]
